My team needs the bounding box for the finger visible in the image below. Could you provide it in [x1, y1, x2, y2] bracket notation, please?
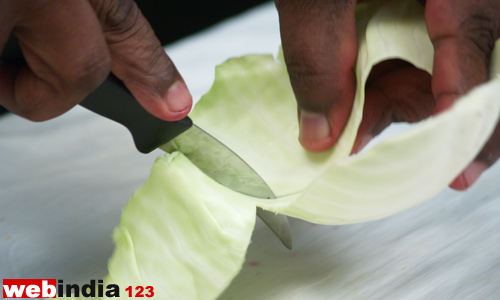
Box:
[425, 0, 500, 190]
[449, 121, 500, 190]
[0, 0, 111, 121]
[351, 60, 434, 154]
[426, 0, 500, 114]
[275, 0, 358, 151]
[89, 0, 192, 121]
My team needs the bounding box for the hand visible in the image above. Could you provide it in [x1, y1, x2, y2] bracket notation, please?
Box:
[0, 0, 192, 122]
[275, 0, 500, 190]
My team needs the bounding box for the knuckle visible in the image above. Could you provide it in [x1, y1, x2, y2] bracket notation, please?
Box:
[61, 51, 111, 93]
[287, 63, 333, 96]
[460, 13, 498, 59]
[284, 43, 336, 82]
[91, 0, 139, 33]
[286, 54, 329, 83]
[283, 48, 343, 112]
[12, 93, 62, 122]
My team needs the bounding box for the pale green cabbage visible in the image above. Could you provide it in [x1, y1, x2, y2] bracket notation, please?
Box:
[191, 0, 500, 224]
[61, 153, 255, 299]
[63, 0, 500, 299]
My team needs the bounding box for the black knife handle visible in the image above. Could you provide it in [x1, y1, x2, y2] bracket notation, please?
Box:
[80, 76, 192, 153]
[1, 35, 193, 153]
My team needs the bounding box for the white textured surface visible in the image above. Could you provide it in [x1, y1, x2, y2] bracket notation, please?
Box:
[1, 2, 500, 299]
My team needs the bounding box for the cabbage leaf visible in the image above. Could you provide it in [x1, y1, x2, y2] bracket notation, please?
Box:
[62, 0, 500, 299]
[61, 153, 255, 299]
[190, 0, 500, 224]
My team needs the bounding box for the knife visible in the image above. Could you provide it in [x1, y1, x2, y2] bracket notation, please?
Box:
[2, 36, 292, 249]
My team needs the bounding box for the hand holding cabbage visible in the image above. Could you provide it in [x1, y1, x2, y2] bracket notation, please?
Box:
[275, 0, 500, 190]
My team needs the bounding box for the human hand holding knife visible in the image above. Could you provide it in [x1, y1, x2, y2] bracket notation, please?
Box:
[1, 35, 292, 249]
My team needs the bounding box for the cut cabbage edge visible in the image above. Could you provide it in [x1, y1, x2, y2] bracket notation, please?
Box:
[189, 0, 500, 224]
[63, 0, 500, 299]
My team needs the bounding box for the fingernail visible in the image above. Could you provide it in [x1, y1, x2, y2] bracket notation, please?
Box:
[299, 111, 330, 142]
[353, 135, 373, 154]
[165, 81, 192, 112]
[463, 161, 488, 188]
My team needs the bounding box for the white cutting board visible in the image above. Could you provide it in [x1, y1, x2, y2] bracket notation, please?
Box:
[1, 3, 499, 299]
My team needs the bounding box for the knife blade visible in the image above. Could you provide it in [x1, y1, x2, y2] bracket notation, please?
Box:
[82, 75, 292, 250]
[163, 125, 292, 249]
[1, 35, 292, 249]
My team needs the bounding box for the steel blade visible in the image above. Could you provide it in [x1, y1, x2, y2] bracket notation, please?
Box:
[161, 125, 292, 249]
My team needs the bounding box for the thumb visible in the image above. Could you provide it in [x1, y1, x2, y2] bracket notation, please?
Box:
[89, 0, 192, 121]
[275, 0, 358, 151]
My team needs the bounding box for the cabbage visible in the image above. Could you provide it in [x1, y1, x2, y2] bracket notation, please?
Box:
[190, 0, 500, 224]
[60, 153, 255, 299]
[63, 0, 500, 298]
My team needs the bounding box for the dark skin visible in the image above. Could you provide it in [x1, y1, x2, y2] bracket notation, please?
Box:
[275, 0, 500, 190]
[1, 0, 499, 190]
[0, 0, 192, 122]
